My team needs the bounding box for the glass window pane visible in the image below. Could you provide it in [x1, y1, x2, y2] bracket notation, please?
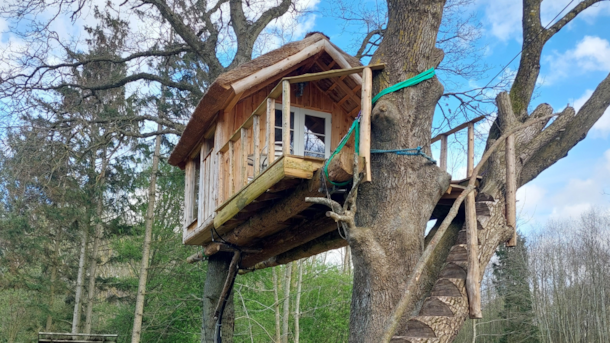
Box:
[303, 114, 326, 158]
[304, 115, 325, 135]
[274, 128, 294, 154]
[304, 133, 325, 158]
[275, 109, 294, 129]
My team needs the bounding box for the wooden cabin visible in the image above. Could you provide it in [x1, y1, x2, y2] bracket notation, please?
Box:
[168, 32, 487, 271]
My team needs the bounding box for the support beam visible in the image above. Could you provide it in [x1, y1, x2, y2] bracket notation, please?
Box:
[282, 80, 291, 156]
[440, 134, 447, 171]
[505, 134, 517, 247]
[246, 231, 348, 272]
[465, 122, 482, 318]
[360, 67, 373, 182]
[218, 170, 324, 247]
[240, 214, 336, 268]
[267, 98, 276, 165]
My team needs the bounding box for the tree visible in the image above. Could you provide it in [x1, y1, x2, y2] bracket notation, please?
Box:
[315, 0, 610, 342]
[493, 235, 540, 343]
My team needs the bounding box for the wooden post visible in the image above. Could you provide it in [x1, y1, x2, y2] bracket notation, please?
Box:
[440, 134, 447, 171]
[282, 80, 291, 156]
[229, 141, 235, 196]
[241, 127, 248, 187]
[360, 67, 372, 182]
[253, 115, 261, 177]
[184, 160, 195, 227]
[198, 146, 206, 223]
[506, 134, 517, 247]
[465, 121, 482, 318]
[267, 98, 276, 165]
[467, 123, 474, 175]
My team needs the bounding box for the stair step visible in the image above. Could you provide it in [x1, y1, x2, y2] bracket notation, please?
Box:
[439, 263, 466, 280]
[457, 230, 481, 245]
[420, 297, 454, 317]
[446, 244, 467, 263]
[431, 278, 464, 298]
[404, 319, 436, 338]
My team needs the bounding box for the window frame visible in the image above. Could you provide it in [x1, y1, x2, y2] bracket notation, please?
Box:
[275, 104, 332, 159]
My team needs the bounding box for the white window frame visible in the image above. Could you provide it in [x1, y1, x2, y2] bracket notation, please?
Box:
[275, 104, 332, 158]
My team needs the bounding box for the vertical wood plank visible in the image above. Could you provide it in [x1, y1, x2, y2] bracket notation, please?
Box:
[241, 127, 248, 187]
[465, 121, 482, 318]
[198, 146, 205, 223]
[440, 134, 448, 171]
[282, 80, 291, 156]
[253, 115, 260, 176]
[506, 134, 517, 247]
[229, 141, 235, 196]
[360, 67, 373, 182]
[467, 123, 474, 176]
[267, 98, 276, 165]
[184, 160, 195, 227]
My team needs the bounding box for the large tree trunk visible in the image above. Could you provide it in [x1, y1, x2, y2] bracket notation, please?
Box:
[349, 0, 450, 341]
[201, 253, 235, 343]
[72, 222, 88, 333]
[131, 127, 162, 343]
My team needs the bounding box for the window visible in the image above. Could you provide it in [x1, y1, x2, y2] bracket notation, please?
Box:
[274, 106, 331, 159]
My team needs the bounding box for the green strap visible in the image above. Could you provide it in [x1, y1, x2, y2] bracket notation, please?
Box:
[323, 68, 436, 186]
[371, 67, 435, 104]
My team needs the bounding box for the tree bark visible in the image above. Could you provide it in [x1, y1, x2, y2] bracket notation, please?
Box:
[348, 0, 450, 341]
[72, 222, 88, 333]
[281, 262, 292, 343]
[201, 252, 235, 343]
[130, 126, 162, 343]
[273, 267, 281, 343]
[84, 154, 108, 334]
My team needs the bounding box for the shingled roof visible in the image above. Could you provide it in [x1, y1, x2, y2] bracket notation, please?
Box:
[168, 32, 361, 167]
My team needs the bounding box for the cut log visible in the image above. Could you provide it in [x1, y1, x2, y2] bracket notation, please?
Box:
[326, 134, 356, 182]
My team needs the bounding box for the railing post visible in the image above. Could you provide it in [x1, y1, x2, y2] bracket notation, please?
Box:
[465, 121, 482, 318]
[506, 134, 517, 247]
[282, 80, 291, 156]
[267, 98, 276, 165]
[198, 146, 206, 224]
[253, 115, 260, 177]
[360, 67, 372, 182]
[241, 127, 248, 187]
[229, 141, 235, 195]
[440, 134, 447, 171]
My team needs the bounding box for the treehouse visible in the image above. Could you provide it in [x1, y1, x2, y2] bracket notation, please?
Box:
[168, 32, 490, 270]
[169, 33, 521, 338]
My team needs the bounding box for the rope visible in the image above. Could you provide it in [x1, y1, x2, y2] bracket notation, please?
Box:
[371, 147, 436, 163]
[323, 68, 436, 186]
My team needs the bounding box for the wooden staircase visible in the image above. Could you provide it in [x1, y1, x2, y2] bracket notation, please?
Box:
[391, 229, 472, 342]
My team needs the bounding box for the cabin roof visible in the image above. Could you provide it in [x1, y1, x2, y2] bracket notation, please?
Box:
[168, 32, 361, 167]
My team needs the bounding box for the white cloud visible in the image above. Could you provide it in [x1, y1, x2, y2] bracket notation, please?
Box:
[523, 150, 610, 222]
[481, 0, 522, 41]
[479, 0, 610, 41]
[543, 36, 610, 85]
[571, 88, 610, 138]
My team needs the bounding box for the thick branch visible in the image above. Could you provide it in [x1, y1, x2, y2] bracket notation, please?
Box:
[520, 72, 610, 185]
[545, 0, 605, 39]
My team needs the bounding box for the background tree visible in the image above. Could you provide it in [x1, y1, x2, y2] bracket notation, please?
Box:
[493, 235, 540, 343]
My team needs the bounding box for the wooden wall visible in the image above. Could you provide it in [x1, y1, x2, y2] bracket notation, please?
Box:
[214, 81, 359, 206]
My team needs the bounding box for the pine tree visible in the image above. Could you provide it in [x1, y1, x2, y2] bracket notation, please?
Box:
[492, 234, 540, 343]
